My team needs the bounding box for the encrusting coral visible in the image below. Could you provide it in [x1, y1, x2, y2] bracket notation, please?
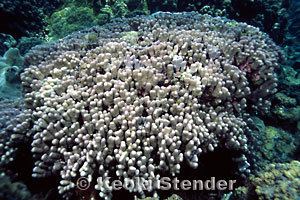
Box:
[232, 161, 300, 200]
[46, 6, 100, 40]
[246, 117, 297, 171]
[47, 0, 145, 40]
[250, 160, 300, 200]
[0, 12, 282, 199]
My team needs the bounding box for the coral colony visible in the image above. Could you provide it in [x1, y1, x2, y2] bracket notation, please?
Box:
[1, 12, 282, 199]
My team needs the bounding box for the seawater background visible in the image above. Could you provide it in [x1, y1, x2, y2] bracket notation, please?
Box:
[0, 0, 299, 200]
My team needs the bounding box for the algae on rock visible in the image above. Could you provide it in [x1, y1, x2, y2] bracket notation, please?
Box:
[0, 48, 24, 100]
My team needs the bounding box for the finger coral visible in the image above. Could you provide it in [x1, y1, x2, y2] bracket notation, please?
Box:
[0, 99, 23, 132]
[1, 12, 282, 199]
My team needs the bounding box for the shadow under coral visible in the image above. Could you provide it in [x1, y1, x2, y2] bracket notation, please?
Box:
[3, 146, 245, 200]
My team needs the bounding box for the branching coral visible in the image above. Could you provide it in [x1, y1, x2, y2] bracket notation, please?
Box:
[0, 99, 23, 132]
[0, 12, 282, 199]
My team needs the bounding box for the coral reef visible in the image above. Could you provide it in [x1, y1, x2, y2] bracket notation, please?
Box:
[125, 0, 149, 17]
[139, 194, 182, 200]
[267, 0, 300, 139]
[147, 0, 290, 44]
[286, 0, 300, 69]
[273, 105, 300, 123]
[0, 0, 291, 45]
[0, 0, 63, 38]
[47, 0, 149, 40]
[231, 186, 250, 200]
[0, 99, 23, 132]
[262, 126, 296, 161]
[16, 37, 44, 56]
[270, 68, 300, 130]
[271, 58, 300, 131]
[0, 174, 32, 200]
[0, 34, 43, 57]
[278, 65, 300, 101]
[0, 12, 282, 199]
[232, 160, 300, 200]
[0, 33, 17, 56]
[247, 117, 297, 171]
[274, 92, 297, 107]
[0, 48, 24, 99]
[46, 6, 100, 40]
[148, 0, 178, 12]
[250, 161, 300, 200]
[229, 0, 289, 44]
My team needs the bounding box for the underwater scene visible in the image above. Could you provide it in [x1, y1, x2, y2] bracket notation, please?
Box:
[0, 0, 299, 200]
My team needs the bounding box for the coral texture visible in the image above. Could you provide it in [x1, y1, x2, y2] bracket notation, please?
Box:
[47, 0, 148, 40]
[0, 0, 63, 38]
[0, 99, 23, 132]
[147, 0, 290, 44]
[0, 33, 17, 56]
[0, 174, 32, 200]
[16, 37, 44, 56]
[140, 194, 182, 200]
[247, 117, 297, 171]
[251, 161, 300, 200]
[47, 6, 100, 40]
[1, 12, 281, 199]
[286, 0, 300, 68]
[0, 48, 24, 99]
